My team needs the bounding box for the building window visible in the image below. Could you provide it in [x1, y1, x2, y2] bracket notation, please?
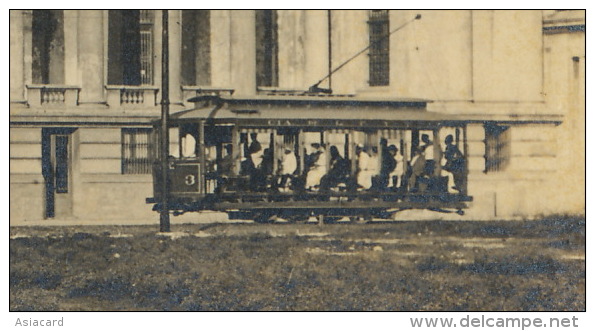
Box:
[54, 135, 70, 193]
[122, 128, 154, 174]
[484, 124, 511, 172]
[108, 10, 154, 86]
[32, 10, 65, 84]
[368, 10, 390, 86]
[181, 10, 211, 86]
[255, 10, 278, 87]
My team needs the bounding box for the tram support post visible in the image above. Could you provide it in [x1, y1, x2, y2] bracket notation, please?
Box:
[159, 10, 171, 232]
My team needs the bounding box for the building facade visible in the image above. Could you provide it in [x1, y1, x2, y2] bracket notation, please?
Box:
[9, 10, 585, 224]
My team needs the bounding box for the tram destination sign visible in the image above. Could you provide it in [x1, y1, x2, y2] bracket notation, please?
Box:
[240, 118, 461, 129]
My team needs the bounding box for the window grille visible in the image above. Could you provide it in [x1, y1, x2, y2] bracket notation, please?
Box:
[54, 135, 69, 193]
[484, 124, 511, 172]
[368, 10, 390, 86]
[108, 10, 153, 86]
[122, 128, 154, 174]
[140, 10, 154, 85]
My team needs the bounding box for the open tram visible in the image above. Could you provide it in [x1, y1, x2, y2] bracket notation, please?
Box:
[147, 95, 473, 223]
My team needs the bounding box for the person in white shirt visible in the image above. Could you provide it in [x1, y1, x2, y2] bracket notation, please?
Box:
[388, 145, 405, 189]
[421, 134, 435, 176]
[408, 147, 426, 192]
[368, 146, 381, 190]
[305, 144, 327, 191]
[356, 144, 373, 190]
[277, 148, 297, 192]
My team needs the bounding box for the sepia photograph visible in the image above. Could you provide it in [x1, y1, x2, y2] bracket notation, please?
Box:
[7, 7, 587, 327]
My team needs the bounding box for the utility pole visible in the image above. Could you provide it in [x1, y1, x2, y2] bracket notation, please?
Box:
[159, 10, 171, 232]
[327, 10, 332, 91]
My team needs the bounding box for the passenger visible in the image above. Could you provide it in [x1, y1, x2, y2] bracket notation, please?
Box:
[277, 147, 297, 192]
[356, 144, 373, 190]
[421, 134, 435, 176]
[442, 134, 465, 192]
[248, 133, 263, 168]
[240, 156, 254, 174]
[305, 143, 327, 191]
[379, 145, 396, 189]
[408, 147, 426, 192]
[215, 144, 235, 193]
[369, 146, 382, 190]
[246, 148, 273, 191]
[260, 148, 274, 176]
[320, 145, 350, 191]
[218, 144, 234, 177]
[388, 145, 405, 190]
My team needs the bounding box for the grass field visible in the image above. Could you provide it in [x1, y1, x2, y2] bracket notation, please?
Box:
[9, 216, 585, 311]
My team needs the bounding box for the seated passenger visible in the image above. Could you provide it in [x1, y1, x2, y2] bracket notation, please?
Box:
[369, 146, 382, 190]
[248, 133, 263, 168]
[246, 148, 273, 191]
[260, 148, 274, 176]
[277, 148, 297, 192]
[421, 134, 435, 176]
[305, 143, 327, 191]
[379, 144, 397, 190]
[214, 144, 234, 193]
[442, 134, 465, 193]
[218, 144, 234, 177]
[388, 145, 405, 190]
[320, 145, 350, 191]
[356, 144, 373, 190]
[408, 147, 426, 192]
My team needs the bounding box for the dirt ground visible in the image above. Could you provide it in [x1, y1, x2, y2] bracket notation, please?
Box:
[9, 216, 585, 311]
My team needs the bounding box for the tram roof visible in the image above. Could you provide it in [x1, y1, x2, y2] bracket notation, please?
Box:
[169, 95, 471, 126]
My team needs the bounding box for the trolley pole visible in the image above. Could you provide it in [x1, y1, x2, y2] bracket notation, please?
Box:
[159, 10, 171, 232]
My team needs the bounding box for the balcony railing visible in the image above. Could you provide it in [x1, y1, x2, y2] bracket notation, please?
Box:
[26, 85, 80, 108]
[105, 85, 159, 109]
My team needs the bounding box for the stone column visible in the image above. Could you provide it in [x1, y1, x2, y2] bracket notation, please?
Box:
[10, 10, 25, 102]
[211, 10, 232, 88]
[168, 10, 183, 108]
[77, 10, 105, 105]
[63, 10, 78, 86]
[304, 10, 329, 90]
[230, 10, 256, 96]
